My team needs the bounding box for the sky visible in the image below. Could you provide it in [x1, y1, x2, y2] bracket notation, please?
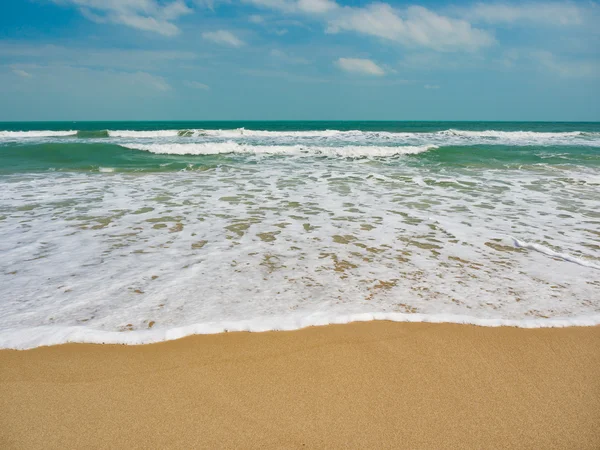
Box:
[0, 0, 599, 121]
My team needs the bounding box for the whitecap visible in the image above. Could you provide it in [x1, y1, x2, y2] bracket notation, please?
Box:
[120, 142, 438, 158]
[0, 130, 77, 138]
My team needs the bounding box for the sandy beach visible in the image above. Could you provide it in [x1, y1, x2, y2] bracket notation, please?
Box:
[1, 321, 599, 449]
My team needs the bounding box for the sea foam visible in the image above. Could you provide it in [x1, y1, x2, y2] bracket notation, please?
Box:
[108, 130, 181, 138]
[510, 237, 600, 270]
[121, 142, 438, 157]
[116, 128, 600, 146]
[3, 128, 600, 147]
[0, 130, 77, 138]
[1, 124, 598, 350]
[2, 312, 600, 350]
[1, 164, 598, 350]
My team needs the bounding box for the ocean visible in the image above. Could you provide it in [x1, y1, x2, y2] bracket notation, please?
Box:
[1, 121, 599, 348]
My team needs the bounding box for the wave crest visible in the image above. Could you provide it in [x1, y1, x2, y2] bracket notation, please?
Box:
[0, 130, 77, 138]
[121, 142, 438, 157]
[111, 128, 600, 147]
[3, 128, 599, 147]
[108, 130, 181, 138]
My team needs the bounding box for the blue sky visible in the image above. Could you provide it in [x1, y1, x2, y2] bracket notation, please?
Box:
[0, 0, 599, 121]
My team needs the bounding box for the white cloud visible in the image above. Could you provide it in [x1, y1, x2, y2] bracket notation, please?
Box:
[270, 49, 286, 57]
[193, 0, 226, 10]
[249, 14, 265, 23]
[270, 49, 310, 64]
[0, 43, 199, 71]
[491, 48, 600, 77]
[130, 72, 172, 91]
[327, 4, 495, 52]
[0, 65, 177, 121]
[243, 0, 337, 14]
[184, 80, 210, 90]
[242, 0, 293, 12]
[336, 57, 385, 76]
[12, 68, 32, 78]
[241, 68, 328, 83]
[532, 51, 600, 77]
[247, 12, 292, 34]
[52, 0, 192, 36]
[6, 65, 171, 92]
[398, 51, 486, 71]
[202, 30, 245, 47]
[424, 84, 440, 89]
[296, 0, 337, 14]
[469, 2, 583, 26]
[244, 1, 494, 52]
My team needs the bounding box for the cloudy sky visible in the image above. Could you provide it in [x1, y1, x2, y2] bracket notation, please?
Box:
[1, 0, 599, 121]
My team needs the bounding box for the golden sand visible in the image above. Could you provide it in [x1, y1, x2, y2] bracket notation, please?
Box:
[1, 322, 599, 449]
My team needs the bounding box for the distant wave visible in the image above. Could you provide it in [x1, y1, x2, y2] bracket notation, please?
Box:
[186, 128, 597, 139]
[3, 128, 599, 139]
[440, 129, 585, 139]
[191, 128, 382, 138]
[108, 130, 181, 138]
[3, 128, 600, 147]
[121, 142, 438, 157]
[108, 127, 599, 139]
[0, 130, 77, 138]
[109, 128, 379, 138]
[100, 128, 600, 147]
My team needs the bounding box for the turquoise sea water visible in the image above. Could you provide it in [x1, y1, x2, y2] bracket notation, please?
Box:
[1, 122, 599, 348]
[1, 121, 600, 173]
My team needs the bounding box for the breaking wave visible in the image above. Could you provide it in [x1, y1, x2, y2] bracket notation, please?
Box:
[0, 130, 77, 138]
[108, 127, 600, 143]
[108, 130, 181, 138]
[2, 128, 599, 147]
[121, 142, 438, 157]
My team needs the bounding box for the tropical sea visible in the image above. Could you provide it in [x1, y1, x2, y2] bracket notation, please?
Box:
[0, 121, 599, 349]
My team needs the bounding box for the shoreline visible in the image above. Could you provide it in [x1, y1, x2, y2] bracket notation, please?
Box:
[3, 313, 600, 350]
[1, 321, 599, 449]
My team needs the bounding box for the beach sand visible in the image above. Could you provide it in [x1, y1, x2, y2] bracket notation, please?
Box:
[1, 321, 599, 449]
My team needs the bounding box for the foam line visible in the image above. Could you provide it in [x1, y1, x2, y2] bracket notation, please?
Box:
[0, 130, 77, 138]
[121, 142, 438, 157]
[3, 128, 599, 147]
[108, 130, 181, 138]
[2, 312, 600, 350]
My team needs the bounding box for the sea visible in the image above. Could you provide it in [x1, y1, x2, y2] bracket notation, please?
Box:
[1, 121, 599, 349]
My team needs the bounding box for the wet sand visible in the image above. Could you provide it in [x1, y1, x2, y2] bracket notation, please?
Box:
[1, 321, 599, 449]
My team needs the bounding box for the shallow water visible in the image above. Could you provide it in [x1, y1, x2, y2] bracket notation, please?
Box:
[1, 121, 599, 348]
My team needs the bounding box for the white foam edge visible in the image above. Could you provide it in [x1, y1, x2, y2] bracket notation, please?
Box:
[2, 312, 600, 350]
[107, 128, 598, 139]
[0, 130, 78, 138]
[510, 236, 600, 270]
[442, 129, 585, 138]
[108, 130, 180, 137]
[120, 142, 437, 157]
